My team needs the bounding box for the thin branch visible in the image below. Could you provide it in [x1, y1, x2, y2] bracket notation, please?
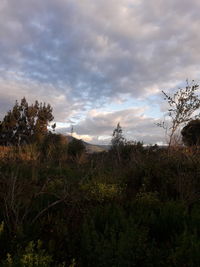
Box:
[31, 197, 67, 225]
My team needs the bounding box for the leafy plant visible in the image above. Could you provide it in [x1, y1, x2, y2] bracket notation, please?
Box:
[158, 80, 200, 147]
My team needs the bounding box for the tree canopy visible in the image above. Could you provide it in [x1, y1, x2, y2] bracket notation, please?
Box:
[0, 97, 55, 146]
[111, 123, 125, 148]
[181, 119, 200, 146]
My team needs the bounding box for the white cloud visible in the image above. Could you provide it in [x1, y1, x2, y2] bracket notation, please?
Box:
[70, 132, 93, 143]
[0, 0, 200, 143]
[58, 107, 165, 144]
[0, 71, 83, 122]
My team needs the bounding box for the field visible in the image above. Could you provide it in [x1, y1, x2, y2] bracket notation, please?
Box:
[0, 142, 199, 266]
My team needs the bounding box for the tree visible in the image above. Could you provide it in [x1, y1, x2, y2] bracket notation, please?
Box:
[111, 123, 125, 148]
[110, 123, 126, 162]
[181, 119, 200, 146]
[0, 97, 55, 146]
[158, 80, 200, 147]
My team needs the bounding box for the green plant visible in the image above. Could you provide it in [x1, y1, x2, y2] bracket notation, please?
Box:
[68, 138, 85, 160]
[0, 98, 55, 146]
[181, 119, 200, 146]
[158, 80, 200, 147]
[2, 240, 52, 267]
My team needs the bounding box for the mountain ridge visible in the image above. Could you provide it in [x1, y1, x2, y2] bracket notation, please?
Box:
[65, 135, 110, 153]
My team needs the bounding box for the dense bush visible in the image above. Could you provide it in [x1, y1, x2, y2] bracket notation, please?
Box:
[40, 133, 68, 162]
[0, 143, 199, 266]
[68, 138, 85, 159]
[181, 119, 200, 146]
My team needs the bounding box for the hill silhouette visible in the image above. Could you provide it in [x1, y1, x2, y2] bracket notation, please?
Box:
[65, 135, 110, 153]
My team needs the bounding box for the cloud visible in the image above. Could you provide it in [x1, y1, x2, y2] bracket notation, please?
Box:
[58, 107, 165, 144]
[0, 71, 84, 122]
[1, 0, 200, 143]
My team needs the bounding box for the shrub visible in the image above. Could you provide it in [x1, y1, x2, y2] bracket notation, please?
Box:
[2, 240, 52, 267]
[68, 138, 85, 159]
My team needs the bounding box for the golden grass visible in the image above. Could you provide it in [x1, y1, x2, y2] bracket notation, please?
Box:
[0, 145, 40, 161]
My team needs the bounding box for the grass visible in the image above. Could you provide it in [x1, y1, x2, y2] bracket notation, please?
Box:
[0, 143, 199, 266]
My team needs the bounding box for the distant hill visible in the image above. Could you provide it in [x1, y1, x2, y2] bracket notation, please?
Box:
[65, 135, 110, 153]
[84, 142, 110, 153]
[64, 136, 168, 153]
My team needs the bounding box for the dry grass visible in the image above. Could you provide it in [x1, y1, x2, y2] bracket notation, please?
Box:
[0, 145, 40, 161]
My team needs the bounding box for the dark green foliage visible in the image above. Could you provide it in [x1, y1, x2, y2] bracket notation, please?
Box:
[81, 205, 156, 267]
[2, 240, 52, 266]
[68, 138, 85, 158]
[111, 123, 125, 148]
[110, 123, 125, 161]
[110, 124, 144, 164]
[81, 200, 200, 267]
[181, 119, 200, 146]
[0, 98, 54, 146]
[169, 231, 200, 267]
[0, 140, 200, 266]
[120, 141, 144, 161]
[40, 133, 68, 162]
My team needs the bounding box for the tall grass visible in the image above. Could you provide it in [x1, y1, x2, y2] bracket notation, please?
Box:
[0, 143, 199, 266]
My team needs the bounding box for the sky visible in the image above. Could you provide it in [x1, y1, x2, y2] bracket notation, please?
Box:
[0, 0, 200, 145]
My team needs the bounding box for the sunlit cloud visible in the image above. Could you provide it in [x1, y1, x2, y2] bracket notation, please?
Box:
[1, 0, 200, 143]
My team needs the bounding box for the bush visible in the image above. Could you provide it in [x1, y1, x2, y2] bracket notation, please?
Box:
[68, 138, 85, 158]
[40, 133, 68, 162]
[81, 204, 163, 267]
[2, 240, 52, 267]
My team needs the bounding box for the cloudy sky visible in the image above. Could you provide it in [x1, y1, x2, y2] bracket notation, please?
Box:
[0, 0, 200, 144]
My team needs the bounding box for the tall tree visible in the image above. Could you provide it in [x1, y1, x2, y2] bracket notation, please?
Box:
[111, 123, 125, 148]
[0, 98, 54, 145]
[111, 123, 126, 162]
[158, 80, 200, 147]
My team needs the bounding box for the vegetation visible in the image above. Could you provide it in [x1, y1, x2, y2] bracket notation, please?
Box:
[0, 98, 55, 146]
[68, 138, 85, 159]
[0, 97, 199, 266]
[158, 80, 200, 147]
[111, 123, 125, 148]
[181, 119, 200, 146]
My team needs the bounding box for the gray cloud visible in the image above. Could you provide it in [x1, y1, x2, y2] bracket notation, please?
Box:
[0, 0, 200, 142]
[58, 107, 165, 144]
